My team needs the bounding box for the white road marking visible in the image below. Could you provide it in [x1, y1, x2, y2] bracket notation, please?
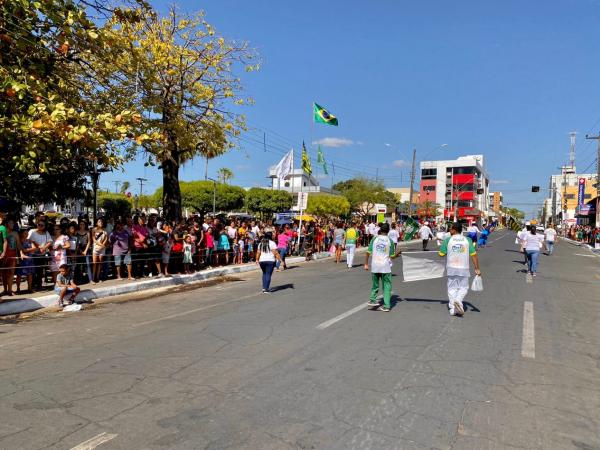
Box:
[316, 303, 367, 330]
[574, 253, 597, 257]
[70, 432, 117, 450]
[486, 232, 510, 245]
[521, 301, 535, 359]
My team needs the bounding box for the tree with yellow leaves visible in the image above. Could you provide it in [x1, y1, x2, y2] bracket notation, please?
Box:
[105, 6, 258, 220]
[0, 0, 149, 205]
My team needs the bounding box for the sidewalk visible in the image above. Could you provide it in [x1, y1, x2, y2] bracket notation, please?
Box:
[0, 239, 421, 316]
[559, 236, 600, 254]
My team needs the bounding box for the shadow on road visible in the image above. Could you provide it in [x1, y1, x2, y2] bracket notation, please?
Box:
[402, 297, 480, 312]
[504, 249, 522, 254]
[270, 283, 294, 292]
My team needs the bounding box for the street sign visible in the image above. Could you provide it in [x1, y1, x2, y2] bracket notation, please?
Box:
[297, 192, 309, 210]
[126, 192, 132, 198]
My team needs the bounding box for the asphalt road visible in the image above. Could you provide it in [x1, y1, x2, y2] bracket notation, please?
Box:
[1, 230, 599, 450]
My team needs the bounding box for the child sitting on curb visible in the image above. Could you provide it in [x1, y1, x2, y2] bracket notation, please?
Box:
[55, 264, 81, 307]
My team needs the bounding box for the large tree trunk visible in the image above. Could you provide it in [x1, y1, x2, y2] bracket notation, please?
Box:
[161, 100, 182, 221]
[162, 155, 181, 221]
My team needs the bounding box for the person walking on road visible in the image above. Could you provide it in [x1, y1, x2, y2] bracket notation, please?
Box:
[256, 232, 282, 294]
[344, 222, 359, 269]
[419, 222, 434, 251]
[544, 224, 557, 256]
[364, 223, 401, 312]
[438, 222, 481, 317]
[521, 226, 544, 276]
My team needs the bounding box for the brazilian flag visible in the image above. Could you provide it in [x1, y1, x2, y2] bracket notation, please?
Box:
[317, 145, 328, 175]
[313, 102, 339, 126]
[301, 141, 312, 176]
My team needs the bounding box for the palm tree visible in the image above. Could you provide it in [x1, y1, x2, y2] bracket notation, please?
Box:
[119, 181, 131, 194]
[217, 167, 234, 184]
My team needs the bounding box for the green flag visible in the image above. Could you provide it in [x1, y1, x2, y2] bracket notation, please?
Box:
[313, 102, 339, 126]
[403, 217, 420, 241]
[301, 141, 312, 176]
[317, 145, 328, 175]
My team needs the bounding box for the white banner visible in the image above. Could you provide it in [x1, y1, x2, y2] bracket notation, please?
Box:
[297, 192, 309, 210]
[401, 254, 445, 282]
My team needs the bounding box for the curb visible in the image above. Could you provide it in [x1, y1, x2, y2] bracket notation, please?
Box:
[0, 248, 369, 316]
[1, 239, 420, 316]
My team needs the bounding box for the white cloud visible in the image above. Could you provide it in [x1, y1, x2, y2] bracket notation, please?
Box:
[392, 159, 409, 168]
[384, 143, 392, 147]
[491, 179, 510, 185]
[312, 137, 354, 148]
[315, 173, 329, 180]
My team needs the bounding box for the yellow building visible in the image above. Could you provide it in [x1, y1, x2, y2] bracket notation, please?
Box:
[562, 178, 598, 211]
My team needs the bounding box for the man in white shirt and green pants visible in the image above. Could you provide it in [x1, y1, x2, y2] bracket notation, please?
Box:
[438, 222, 481, 317]
[364, 223, 401, 312]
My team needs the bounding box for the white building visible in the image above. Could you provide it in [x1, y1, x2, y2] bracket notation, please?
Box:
[419, 155, 490, 223]
[268, 168, 332, 194]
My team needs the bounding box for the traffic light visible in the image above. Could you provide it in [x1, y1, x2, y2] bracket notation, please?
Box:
[531, 186, 540, 192]
[563, 199, 568, 210]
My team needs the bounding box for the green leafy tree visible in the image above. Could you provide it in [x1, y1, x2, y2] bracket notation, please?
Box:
[306, 194, 350, 218]
[333, 178, 396, 217]
[418, 200, 441, 219]
[0, 0, 148, 205]
[153, 181, 245, 214]
[106, 7, 258, 220]
[98, 192, 132, 218]
[245, 188, 293, 218]
[501, 206, 525, 220]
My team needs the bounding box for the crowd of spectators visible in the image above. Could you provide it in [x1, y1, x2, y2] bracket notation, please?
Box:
[562, 224, 600, 245]
[0, 209, 484, 300]
[0, 211, 405, 298]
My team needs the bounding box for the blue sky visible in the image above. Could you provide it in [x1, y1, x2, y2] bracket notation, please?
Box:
[101, 0, 600, 218]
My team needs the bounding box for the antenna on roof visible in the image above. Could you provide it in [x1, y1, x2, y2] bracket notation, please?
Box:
[569, 131, 577, 169]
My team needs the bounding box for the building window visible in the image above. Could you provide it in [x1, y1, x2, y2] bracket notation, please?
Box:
[423, 185, 435, 192]
[421, 168, 437, 179]
[453, 167, 475, 175]
[304, 182, 307, 187]
[566, 194, 575, 199]
[584, 194, 592, 199]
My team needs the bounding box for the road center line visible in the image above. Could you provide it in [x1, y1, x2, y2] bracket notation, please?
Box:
[521, 301, 535, 358]
[316, 303, 366, 330]
[70, 432, 117, 450]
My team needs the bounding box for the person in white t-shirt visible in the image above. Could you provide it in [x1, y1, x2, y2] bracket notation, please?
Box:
[255, 232, 281, 293]
[388, 223, 400, 245]
[438, 222, 481, 316]
[419, 222, 434, 250]
[521, 227, 545, 276]
[517, 226, 529, 264]
[544, 225, 557, 255]
[364, 223, 401, 312]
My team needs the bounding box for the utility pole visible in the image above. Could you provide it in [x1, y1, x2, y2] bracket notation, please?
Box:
[408, 148, 416, 218]
[585, 132, 600, 227]
[136, 177, 147, 210]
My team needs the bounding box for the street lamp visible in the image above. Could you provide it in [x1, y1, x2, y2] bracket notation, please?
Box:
[206, 177, 217, 216]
